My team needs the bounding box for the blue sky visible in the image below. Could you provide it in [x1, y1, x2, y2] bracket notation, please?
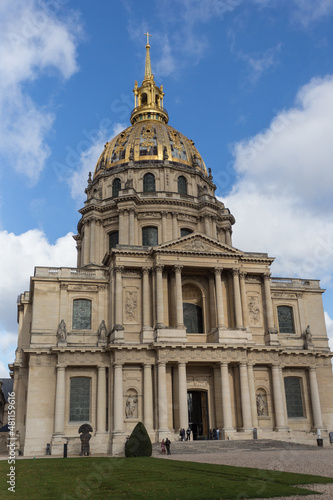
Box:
[1, 0, 333, 376]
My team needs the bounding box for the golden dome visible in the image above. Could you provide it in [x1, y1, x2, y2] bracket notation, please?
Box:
[93, 35, 207, 179]
[93, 121, 207, 178]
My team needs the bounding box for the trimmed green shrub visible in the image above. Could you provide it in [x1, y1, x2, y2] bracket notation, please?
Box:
[125, 422, 152, 457]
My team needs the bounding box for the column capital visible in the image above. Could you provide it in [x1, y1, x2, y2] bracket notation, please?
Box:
[56, 364, 66, 371]
[263, 272, 271, 282]
[156, 360, 166, 366]
[239, 361, 248, 367]
[114, 265, 124, 274]
[98, 365, 107, 371]
[143, 362, 153, 367]
[214, 267, 223, 276]
[232, 268, 240, 277]
[173, 212, 179, 218]
[174, 265, 183, 274]
[142, 267, 151, 275]
[113, 362, 123, 368]
[220, 361, 229, 368]
[177, 361, 187, 367]
[154, 264, 164, 273]
[161, 211, 168, 217]
[309, 366, 317, 373]
[239, 271, 247, 279]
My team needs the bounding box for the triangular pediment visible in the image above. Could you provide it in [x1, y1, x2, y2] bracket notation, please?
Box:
[154, 232, 243, 255]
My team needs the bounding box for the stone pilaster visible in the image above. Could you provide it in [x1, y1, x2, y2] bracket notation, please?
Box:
[143, 363, 154, 432]
[113, 363, 124, 433]
[155, 265, 165, 329]
[239, 272, 249, 329]
[96, 366, 107, 433]
[157, 361, 168, 436]
[232, 269, 243, 329]
[220, 362, 234, 432]
[54, 365, 66, 435]
[239, 362, 253, 431]
[174, 265, 184, 328]
[309, 367, 325, 430]
[214, 268, 225, 328]
[271, 364, 288, 431]
[178, 362, 188, 430]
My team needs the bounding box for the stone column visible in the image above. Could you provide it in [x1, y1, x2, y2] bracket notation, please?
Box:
[225, 228, 232, 246]
[178, 362, 188, 430]
[161, 211, 168, 243]
[83, 221, 91, 265]
[239, 362, 253, 430]
[143, 363, 154, 432]
[157, 361, 168, 432]
[263, 273, 275, 331]
[204, 216, 210, 235]
[142, 267, 151, 330]
[209, 273, 216, 331]
[174, 265, 184, 328]
[309, 367, 324, 430]
[113, 363, 124, 433]
[212, 217, 217, 239]
[232, 269, 243, 329]
[271, 364, 287, 430]
[129, 209, 135, 245]
[97, 366, 107, 433]
[220, 362, 234, 431]
[214, 268, 225, 328]
[114, 266, 124, 330]
[54, 365, 66, 435]
[118, 210, 125, 245]
[172, 213, 178, 239]
[155, 265, 165, 328]
[90, 218, 96, 263]
[239, 272, 249, 328]
[247, 363, 258, 429]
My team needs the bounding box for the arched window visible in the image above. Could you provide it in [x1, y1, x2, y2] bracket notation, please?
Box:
[182, 283, 203, 333]
[109, 231, 119, 250]
[284, 377, 304, 418]
[142, 226, 158, 246]
[141, 93, 147, 105]
[143, 173, 155, 192]
[73, 299, 92, 330]
[277, 306, 295, 333]
[178, 176, 187, 194]
[181, 228, 193, 238]
[69, 377, 91, 422]
[112, 178, 121, 197]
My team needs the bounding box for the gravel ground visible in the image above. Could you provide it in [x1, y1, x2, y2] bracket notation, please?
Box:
[163, 448, 333, 499]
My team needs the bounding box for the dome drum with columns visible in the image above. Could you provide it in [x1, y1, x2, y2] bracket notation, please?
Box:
[10, 35, 333, 457]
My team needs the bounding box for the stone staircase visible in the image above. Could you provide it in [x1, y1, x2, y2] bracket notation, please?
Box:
[152, 439, 318, 457]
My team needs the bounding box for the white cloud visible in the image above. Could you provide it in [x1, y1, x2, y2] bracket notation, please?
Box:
[292, 0, 333, 26]
[236, 43, 282, 83]
[223, 75, 333, 284]
[69, 123, 126, 203]
[0, 0, 81, 182]
[0, 229, 76, 375]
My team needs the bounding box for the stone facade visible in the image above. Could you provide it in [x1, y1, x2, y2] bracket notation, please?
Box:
[10, 41, 333, 456]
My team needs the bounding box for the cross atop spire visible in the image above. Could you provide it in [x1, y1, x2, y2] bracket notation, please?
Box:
[144, 31, 151, 46]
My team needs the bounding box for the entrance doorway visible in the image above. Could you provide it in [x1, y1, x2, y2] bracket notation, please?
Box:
[187, 390, 209, 440]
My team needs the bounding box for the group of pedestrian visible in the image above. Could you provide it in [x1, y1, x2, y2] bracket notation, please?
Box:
[209, 428, 220, 440]
[179, 427, 191, 441]
[161, 437, 171, 455]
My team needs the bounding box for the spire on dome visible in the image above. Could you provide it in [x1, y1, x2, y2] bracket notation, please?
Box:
[144, 32, 152, 79]
[130, 33, 169, 125]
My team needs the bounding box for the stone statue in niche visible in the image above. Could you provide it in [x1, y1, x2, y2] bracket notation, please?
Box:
[57, 319, 67, 342]
[256, 392, 266, 416]
[97, 320, 107, 341]
[248, 296, 260, 325]
[125, 291, 137, 321]
[125, 394, 138, 418]
[303, 325, 313, 349]
[125, 178, 133, 189]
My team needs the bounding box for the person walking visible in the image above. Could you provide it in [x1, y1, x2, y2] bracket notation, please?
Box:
[161, 439, 166, 455]
[186, 427, 191, 441]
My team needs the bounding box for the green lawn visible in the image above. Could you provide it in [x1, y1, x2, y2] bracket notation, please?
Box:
[1, 456, 332, 499]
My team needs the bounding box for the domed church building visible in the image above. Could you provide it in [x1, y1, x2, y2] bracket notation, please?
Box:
[11, 37, 333, 456]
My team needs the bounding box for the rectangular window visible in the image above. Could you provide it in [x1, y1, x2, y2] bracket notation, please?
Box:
[69, 377, 91, 422]
[284, 376, 304, 418]
[73, 299, 92, 330]
[278, 306, 295, 333]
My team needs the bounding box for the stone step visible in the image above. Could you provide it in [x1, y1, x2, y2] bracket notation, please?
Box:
[153, 439, 318, 456]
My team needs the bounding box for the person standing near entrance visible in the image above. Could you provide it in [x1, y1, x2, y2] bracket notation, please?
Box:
[186, 428, 191, 441]
[165, 437, 171, 455]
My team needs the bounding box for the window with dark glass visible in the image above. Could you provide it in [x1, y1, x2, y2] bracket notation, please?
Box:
[73, 299, 92, 330]
[141, 93, 147, 105]
[69, 377, 91, 422]
[143, 173, 155, 192]
[183, 303, 203, 333]
[109, 231, 119, 250]
[181, 228, 192, 238]
[277, 306, 295, 333]
[112, 178, 121, 197]
[142, 226, 158, 246]
[284, 377, 304, 418]
[178, 176, 187, 194]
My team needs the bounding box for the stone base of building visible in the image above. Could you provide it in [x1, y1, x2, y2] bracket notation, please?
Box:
[155, 327, 188, 343]
[208, 328, 254, 344]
